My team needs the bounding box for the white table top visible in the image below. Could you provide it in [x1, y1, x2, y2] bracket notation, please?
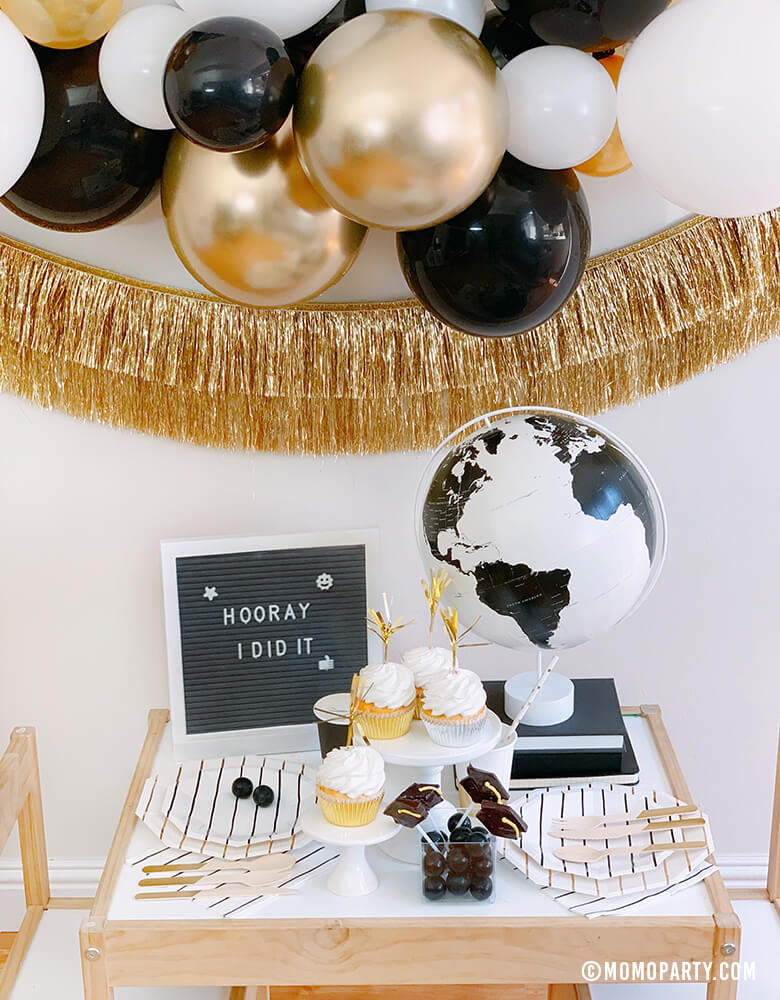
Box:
[107, 714, 716, 923]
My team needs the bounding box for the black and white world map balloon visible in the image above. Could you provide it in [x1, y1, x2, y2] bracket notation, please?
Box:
[418, 410, 666, 651]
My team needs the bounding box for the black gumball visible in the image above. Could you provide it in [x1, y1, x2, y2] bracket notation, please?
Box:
[423, 875, 447, 900]
[232, 777, 254, 799]
[493, 0, 670, 51]
[470, 876, 493, 901]
[2, 42, 168, 232]
[448, 814, 471, 834]
[398, 154, 591, 339]
[446, 848, 470, 875]
[467, 828, 489, 843]
[449, 826, 472, 843]
[286, 0, 366, 75]
[252, 784, 275, 807]
[423, 851, 446, 876]
[446, 873, 471, 896]
[473, 856, 494, 878]
[427, 830, 447, 844]
[164, 17, 297, 152]
[480, 10, 541, 68]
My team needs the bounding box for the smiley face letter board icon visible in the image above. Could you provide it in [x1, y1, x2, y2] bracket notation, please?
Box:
[161, 531, 375, 745]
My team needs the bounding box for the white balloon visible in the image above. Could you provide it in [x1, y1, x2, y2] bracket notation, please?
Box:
[618, 0, 780, 218]
[0, 13, 44, 197]
[99, 6, 194, 130]
[364, 0, 485, 38]
[502, 46, 616, 171]
[174, 0, 336, 38]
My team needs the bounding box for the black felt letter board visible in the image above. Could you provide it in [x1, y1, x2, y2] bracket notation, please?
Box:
[174, 544, 368, 734]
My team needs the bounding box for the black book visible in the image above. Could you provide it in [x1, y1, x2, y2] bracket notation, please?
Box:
[484, 679, 640, 788]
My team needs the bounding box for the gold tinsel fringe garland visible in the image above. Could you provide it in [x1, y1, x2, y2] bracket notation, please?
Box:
[1, 211, 780, 454]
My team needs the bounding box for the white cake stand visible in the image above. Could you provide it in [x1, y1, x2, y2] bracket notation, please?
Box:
[372, 710, 503, 863]
[300, 808, 400, 896]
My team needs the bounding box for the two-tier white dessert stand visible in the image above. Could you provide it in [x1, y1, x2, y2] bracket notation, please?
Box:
[300, 808, 400, 896]
[314, 695, 503, 864]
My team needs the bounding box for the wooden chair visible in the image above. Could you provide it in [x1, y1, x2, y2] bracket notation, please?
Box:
[0, 726, 90, 1000]
[727, 728, 780, 999]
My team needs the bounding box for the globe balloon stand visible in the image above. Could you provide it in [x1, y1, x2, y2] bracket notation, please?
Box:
[300, 809, 400, 897]
[505, 652, 574, 727]
[373, 710, 503, 865]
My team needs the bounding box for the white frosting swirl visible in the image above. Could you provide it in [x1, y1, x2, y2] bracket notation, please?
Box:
[402, 646, 453, 687]
[422, 668, 487, 719]
[317, 745, 385, 799]
[358, 661, 415, 709]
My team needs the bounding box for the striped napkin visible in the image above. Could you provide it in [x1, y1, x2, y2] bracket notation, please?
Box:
[128, 844, 339, 918]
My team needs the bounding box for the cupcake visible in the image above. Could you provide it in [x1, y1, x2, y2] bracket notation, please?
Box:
[402, 646, 452, 719]
[420, 669, 487, 747]
[316, 745, 386, 826]
[356, 661, 416, 739]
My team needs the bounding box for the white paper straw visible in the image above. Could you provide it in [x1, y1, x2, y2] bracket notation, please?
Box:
[509, 655, 560, 730]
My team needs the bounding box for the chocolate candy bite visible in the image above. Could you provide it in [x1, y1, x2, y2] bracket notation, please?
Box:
[428, 829, 447, 844]
[476, 801, 527, 839]
[465, 764, 510, 803]
[384, 795, 429, 828]
[446, 873, 470, 895]
[423, 875, 447, 900]
[423, 851, 446, 876]
[473, 855, 494, 878]
[470, 876, 493, 901]
[446, 847, 470, 874]
[252, 784, 274, 807]
[231, 777, 253, 799]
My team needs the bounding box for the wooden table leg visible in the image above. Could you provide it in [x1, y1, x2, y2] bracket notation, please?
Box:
[79, 919, 113, 1000]
[548, 987, 591, 1000]
[707, 978, 737, 1000]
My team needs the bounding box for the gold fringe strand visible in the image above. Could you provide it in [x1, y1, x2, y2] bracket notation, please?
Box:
[1, 211, 780, 454]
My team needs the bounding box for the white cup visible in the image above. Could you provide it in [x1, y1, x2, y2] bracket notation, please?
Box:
[455, 724, 518, 803]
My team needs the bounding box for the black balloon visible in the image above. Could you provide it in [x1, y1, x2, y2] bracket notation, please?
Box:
[163, 17, 297, 152]
[286, 0, 366, 75]
[492, 0, 670, 51]
[397, 155, 590, 339]
[2, 43, 169, 233]
[480, 10, 541, 69]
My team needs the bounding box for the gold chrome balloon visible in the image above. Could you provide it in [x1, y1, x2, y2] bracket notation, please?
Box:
[1, 0, 121, 49]
[294, 10, 509, 231]
[162, 126, 368, 309]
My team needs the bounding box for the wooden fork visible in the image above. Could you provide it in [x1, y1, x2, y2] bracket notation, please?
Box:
[142, 853, 295, 875]
[554, 840, 707, 864]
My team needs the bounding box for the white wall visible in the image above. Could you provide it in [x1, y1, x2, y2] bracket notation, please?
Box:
[1, 338, 779, 876]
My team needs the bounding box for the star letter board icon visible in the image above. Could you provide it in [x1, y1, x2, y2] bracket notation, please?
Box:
[166, 540, 369, 735]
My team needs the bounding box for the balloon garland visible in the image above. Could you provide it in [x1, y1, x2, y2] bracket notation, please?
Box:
[1, 0, 780, 338]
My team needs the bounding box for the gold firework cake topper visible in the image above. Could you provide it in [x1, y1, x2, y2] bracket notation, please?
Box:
[440, 606, 488, 670]
[421, 568, 451, 646]
[367, 593, 413, 663]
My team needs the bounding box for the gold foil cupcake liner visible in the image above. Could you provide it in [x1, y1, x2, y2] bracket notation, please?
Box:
[358, 703, 415, 740]
[317, 787, 384, 827]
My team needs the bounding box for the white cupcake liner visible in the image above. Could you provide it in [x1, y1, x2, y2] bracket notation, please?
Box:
[422, 711, 487, 747]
